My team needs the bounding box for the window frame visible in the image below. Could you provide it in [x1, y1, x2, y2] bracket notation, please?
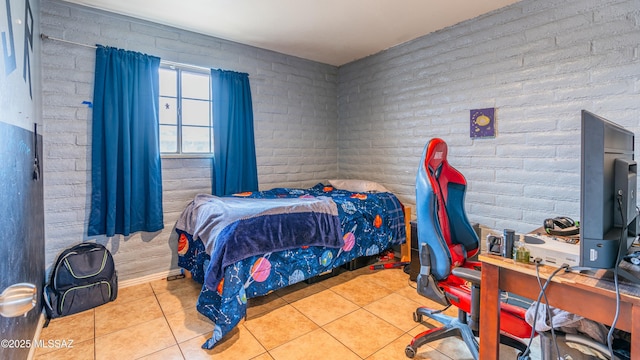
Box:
[158, 61, 214, 159]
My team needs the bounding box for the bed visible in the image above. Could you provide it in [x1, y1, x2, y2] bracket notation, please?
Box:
[175, 183, 407, 349]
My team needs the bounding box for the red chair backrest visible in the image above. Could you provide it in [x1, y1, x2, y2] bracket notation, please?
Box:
[418, 138, 532, 339]
[427, 141, 461, 246]
[424, 139, 478, 265]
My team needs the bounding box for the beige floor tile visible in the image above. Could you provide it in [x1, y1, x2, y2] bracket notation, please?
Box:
[395, 283, 432, 304]
[149, 276, 200, 295]
[246, 291, 288, 319]
[155, 283, 202, 315]
[30, 264, 543, 360]
[424, 337, 475, 360]
[366, 334, 450, 360]
[36, 310, 95, 355]
[323, 308, 404, 358]
[361, 267, 412, 292]
[33, 338, 94, 360]
[250, 352, 275, 360]
[290, 289, 359, 326]
[409, 345, 454, 359]
[364, 292, 423, 332]
[137, 345, 185, 360]
[94, 317, 176, 360]
[112, 283, 155, 305]
[269, 328, 360, 360]
[328, 276, 393, 307]
[94, 295, 164, 336]
[179, 325, 266, 360]
[243, 304, 318, 350]
[165, 306, 214, 343]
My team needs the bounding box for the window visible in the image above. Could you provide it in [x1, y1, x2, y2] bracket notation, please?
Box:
[158, 64, 213, 155]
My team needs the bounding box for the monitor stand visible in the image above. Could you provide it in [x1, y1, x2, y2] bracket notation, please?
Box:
[614, 266, 640, 285]
[573, 235, 640, 285]
[609, 233, 640, 285]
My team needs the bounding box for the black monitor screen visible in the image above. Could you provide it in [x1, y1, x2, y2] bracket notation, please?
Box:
[580, 110, 637, 269]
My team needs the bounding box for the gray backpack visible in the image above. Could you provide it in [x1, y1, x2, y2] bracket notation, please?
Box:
[44, 243, 117, 319]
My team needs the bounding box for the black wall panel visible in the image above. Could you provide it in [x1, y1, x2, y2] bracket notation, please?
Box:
[0, 122, 45, 360]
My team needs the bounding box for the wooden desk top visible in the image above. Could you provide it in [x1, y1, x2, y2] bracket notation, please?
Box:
[479, 253, 640, 359]
[479, 253, 640, 300]
[479, 253, 640, 331]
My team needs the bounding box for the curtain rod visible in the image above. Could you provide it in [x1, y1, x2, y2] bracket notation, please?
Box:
[40, 33, 211, 72]
[40, 33, 96, 49]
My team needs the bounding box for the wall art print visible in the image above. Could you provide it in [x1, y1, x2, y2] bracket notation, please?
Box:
[470, 107, 496, 138]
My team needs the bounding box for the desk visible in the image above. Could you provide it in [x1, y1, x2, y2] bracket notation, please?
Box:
[478, 254, 640, 359]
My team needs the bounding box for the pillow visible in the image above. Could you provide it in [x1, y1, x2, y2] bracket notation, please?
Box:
[328, 179, 390, 193]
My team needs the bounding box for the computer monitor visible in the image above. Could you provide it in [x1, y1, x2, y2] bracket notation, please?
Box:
[580, 110, 639, 283]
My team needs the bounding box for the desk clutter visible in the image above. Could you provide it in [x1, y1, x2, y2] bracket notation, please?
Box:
[486, 226, 581, 268]
[522, 228, 581, 268]
[481, 232, 640, 359]
[480, 254, 637, 360]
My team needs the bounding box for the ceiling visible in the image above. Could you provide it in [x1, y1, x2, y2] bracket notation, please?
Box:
[61, 0, 520, 66]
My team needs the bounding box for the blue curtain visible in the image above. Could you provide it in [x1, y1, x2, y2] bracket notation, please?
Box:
[88, 46, 164, 237]
[211, 69, 258, 196]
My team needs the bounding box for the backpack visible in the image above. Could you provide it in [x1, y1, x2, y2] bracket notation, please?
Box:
[44, 242, 117, 319]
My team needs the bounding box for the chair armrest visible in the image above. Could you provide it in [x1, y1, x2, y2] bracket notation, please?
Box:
[451, 267, 481, 285]
[451, 267, 482, 332]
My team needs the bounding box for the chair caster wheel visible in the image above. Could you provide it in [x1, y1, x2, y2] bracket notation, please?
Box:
[405, 345, 416, 358]
[413, 311, 422, 322]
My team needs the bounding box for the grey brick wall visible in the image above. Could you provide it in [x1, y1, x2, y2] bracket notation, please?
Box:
[40, 0, 640, 282]
[338, 0, 640, 233]
[40, 0, 338, 281]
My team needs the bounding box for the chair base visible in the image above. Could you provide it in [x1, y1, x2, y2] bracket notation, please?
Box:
[406, 306, 479, 359]
[405, 306, 529, 359]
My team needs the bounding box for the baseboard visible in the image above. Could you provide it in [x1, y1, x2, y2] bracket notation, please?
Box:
[27, 311, 47, 360]
[118, 268, 185, 288]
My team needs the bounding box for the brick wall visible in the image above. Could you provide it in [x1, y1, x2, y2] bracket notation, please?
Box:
[41, 0, 640, 282]
[338, 0, 640, 233]
[40, 0, 338, 281]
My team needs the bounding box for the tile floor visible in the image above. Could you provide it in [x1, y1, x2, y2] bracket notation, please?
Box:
[35, 264, 541, 360]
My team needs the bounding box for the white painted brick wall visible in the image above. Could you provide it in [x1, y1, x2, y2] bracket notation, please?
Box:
[40, 0, 338, 281]
[40, 0, 640, 282]
[338, 0, 640, 233]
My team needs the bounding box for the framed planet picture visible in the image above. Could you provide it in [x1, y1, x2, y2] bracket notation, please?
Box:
[470, 108, 496, 138]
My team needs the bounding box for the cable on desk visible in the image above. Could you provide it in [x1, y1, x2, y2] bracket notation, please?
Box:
[606, 195, 625, 360]
[519, 263, 569, 360]
[607, 265, 620, 360]
[535, 261, 562, 359]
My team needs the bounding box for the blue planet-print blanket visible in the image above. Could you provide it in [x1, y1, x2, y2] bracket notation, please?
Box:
[175, 194, 343, 290]
[176, 183, 406, 349]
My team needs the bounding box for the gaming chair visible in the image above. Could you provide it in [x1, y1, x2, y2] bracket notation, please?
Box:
[405, 138, 532, 359]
